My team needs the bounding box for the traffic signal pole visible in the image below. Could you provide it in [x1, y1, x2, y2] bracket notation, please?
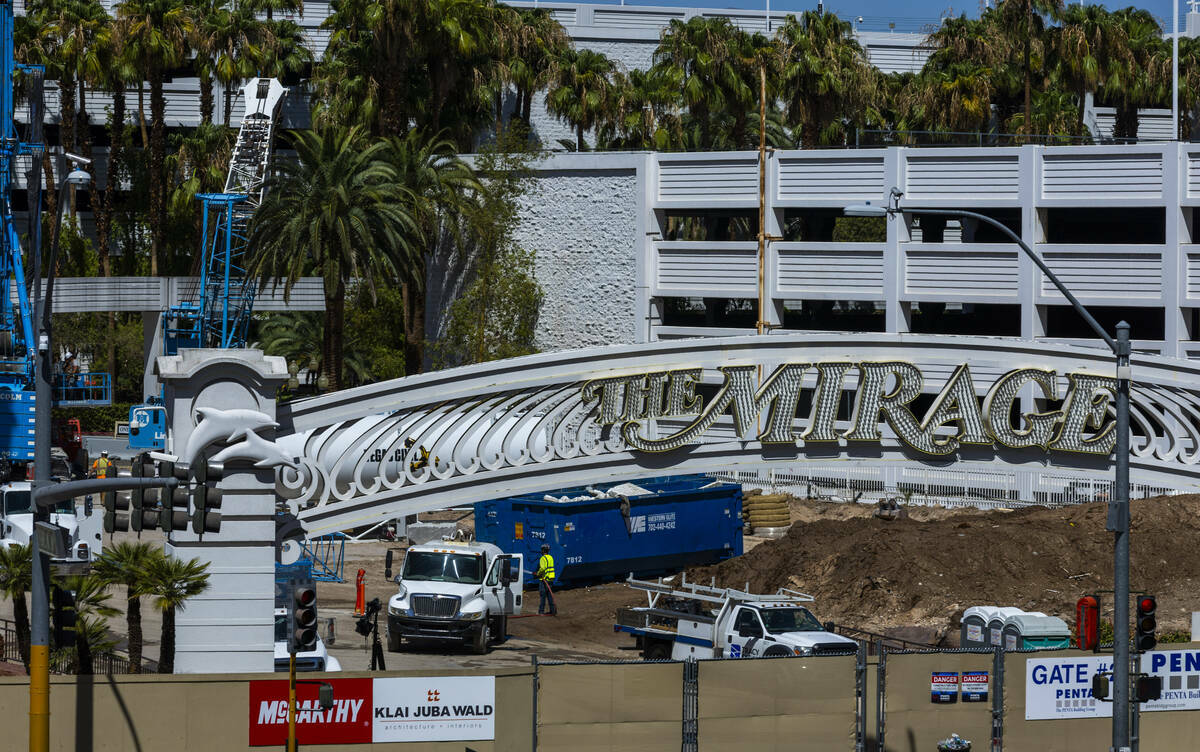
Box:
[27, 476, 179, 752]
[288, 651, 298, 752]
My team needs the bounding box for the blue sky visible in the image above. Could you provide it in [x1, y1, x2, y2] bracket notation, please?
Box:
[605, 0, 1184, 34]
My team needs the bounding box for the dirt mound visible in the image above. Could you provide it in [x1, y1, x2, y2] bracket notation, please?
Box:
[693, 494, 1200, 638]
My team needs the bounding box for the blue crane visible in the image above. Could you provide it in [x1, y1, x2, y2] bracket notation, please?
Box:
[0, 0, 110, 474]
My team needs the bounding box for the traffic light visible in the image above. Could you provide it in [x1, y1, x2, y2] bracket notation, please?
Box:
[156, 460, 191, 533]
[1135, 675, 1163, 703]
[1076, 595, 1100, 651]
[190, 457, 223, 534]
[1136, 595, 1157, 652]
[130, 453, 158, 532]
[103, 472, 129, 534]
[287, 578, 318, 654]
[1090, 672, 1110, 701]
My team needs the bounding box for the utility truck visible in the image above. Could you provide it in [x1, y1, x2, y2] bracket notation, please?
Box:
[0, 481, 101, 563]
[614, 575, 858, 660]
[273, 607, 342, 672]
[385, 541, 523, 654]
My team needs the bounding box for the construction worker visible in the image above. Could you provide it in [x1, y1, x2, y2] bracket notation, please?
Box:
[90, 450, 113, 478]
[536, 544, 557, 616]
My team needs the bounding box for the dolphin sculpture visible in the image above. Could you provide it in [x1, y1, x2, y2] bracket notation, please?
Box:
[211, 429, 299, 469]
[183, 406, 278, 467]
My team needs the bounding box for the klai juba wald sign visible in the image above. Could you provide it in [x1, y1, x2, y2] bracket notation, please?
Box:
[582, 362, 1116, 457]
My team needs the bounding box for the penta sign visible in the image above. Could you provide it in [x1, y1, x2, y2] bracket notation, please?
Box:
[582, 362, 1117, 457]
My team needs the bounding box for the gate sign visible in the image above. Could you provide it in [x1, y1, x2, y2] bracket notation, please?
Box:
[249, 676, 495, 745]
[1026, 656, 1113, 720]
[1026, 652, 1200, 720]
[931, 672, 959, 703]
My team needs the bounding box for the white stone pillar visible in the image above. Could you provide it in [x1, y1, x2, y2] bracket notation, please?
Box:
[156, 348, 288, 673]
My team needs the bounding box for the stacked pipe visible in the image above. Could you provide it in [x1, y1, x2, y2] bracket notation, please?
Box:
[742, 491, 792, 538]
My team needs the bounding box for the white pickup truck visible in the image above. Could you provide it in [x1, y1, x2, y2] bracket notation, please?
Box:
[615, 576, 859, 660]
[0, 481, 102, 563]
[385, 541, 523, 654]
[272, 607, 342, 672]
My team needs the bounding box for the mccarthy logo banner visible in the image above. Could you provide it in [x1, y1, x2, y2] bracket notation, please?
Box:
[249, 676, 496, 745]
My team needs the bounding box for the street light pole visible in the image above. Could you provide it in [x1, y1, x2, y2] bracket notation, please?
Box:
[845, 189, 1133, 750]
[29, 165, 90, 752]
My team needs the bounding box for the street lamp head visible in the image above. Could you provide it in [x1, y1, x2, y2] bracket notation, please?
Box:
[843, 202, 888, 217]
[66, 168, 91, 187]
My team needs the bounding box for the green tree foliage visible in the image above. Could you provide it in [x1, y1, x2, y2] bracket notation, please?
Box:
[93, 541, 164, 673]
[0, 544, 33, 671]
[146, 555, 210, 674]
[246, 126, 420, 390]
[432, 131, 542, 368]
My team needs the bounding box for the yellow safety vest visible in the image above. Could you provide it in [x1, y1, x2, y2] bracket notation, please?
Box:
[92, 458, 112, 475]
[537, 554, 556, 581]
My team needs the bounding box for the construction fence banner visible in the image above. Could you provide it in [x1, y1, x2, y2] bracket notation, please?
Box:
[248, 675, 495, 745]
[1025, 650, 1200, 720]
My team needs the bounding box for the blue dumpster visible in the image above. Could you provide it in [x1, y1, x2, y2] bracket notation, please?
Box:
[474, 475, 743, 587]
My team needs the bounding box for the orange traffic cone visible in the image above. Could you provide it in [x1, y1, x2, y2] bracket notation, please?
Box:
[353, 568, 366, 617]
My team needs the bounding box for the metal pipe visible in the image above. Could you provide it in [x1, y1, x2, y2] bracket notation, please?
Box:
[30, 175, 71, 752]
[893, 202, 1130, 750]
[756, 64, 767, 335]
[287, 651, 298, 752]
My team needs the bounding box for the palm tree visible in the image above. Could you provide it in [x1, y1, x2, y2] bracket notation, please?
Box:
[386, 130, 480, 374]
[22, 0, 110, 157]
[117, 0, 195, 277]
[209, 1, 273, 127]
[776, 11, 876, 148]
[1178, 36, 1200, 140]
[1053, 4, 1131, 137]
[257, 311, 376, 386]
[0, 544, 32, 671]
[60, 574, 119, 675]
[546, 48, 615, 151]
[146, 555, 210, 674]
[259, 18, 313, 83]
[246, 127, 420, 390]
[1106, 7, 1170, 140]
[504, 8, 569, 130]
[92, 541, 164, 673]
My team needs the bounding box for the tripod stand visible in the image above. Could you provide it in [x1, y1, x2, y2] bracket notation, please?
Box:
[356, 598, 386, 671]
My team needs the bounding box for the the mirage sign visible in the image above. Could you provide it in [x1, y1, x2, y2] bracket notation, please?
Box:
[249, 675, 495, 745]
[583, 363, 1117, 457]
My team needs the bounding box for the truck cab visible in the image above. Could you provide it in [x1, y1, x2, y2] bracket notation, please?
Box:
[720, 603, 858, 658]
[0, 481, 102, 563]
[615, 576, 857, 660]
[386, 541, 523, 654]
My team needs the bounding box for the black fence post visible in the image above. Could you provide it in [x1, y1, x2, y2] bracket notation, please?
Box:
[876, 641, 887, 751]
[682, 657, 699, 752]
[991, 646, 1004, 752]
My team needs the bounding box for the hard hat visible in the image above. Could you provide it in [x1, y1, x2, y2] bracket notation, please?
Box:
[100, 450, 108, 456]
[65, 352, 74, 358]
[541, 544, 550, 552]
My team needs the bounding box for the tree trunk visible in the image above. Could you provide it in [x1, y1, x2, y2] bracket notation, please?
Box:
[224, 77, 234, 129]
[149, 67, 167, 277]
[76, 619, 93, 675]
[200, 69, 214, 125]
[137, 82, 149, 148]
[1024, 0, 1032, 138]
[60, 73, 77, 154]
[521, 88, 532, 124]
[159, 607, 175, 674]
[13, 593, 30, 672]
[495, 90, 503, 136]
[323, 280, 345, 391]
[402, 281, 424, 376]
[103, 91, 125, 381]
[41, 152, 57, 233]
[127, 592, 142, 673]
[576, 125, 585, 152]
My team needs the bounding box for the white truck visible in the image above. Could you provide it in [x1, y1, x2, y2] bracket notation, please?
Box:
[0, 481, 102, 564]
[385, 541, 523, 654]
[273, 607, 342, 672]
[614, 575, 859, 660]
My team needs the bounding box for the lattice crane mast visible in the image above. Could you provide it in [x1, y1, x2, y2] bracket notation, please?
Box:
[164, 78, 287, 353]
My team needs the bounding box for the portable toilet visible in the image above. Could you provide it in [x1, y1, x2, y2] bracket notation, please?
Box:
[987, 607, 1023, 647]
[961, 606, 994, 648]
[1002, 613, 1071, 651]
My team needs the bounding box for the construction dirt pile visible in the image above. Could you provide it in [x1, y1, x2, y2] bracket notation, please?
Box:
[691, 494, 1200, 643]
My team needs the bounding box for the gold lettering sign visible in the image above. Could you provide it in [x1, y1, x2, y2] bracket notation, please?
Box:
[582, 362, 1117, 457]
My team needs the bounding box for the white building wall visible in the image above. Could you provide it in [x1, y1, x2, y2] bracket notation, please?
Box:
[512, 154, 645, 350]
